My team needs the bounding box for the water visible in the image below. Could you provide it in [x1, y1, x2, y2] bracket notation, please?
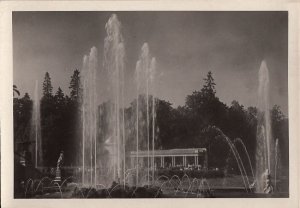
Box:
[208, 126, 251, 190]
[135, 43, 156, 185]
[234, 138, 255, 179]
[103, 14, 126, 185]
[23, 13, 287, 198]
[80, 14, 127, 186]
[81, 47, 98, 186]
[222, 134, 250, 190]
[151, 58, 156, 181]
[255, 60, 273, 193]
[274, 138, 279, 190]
[79, 14, 159, 188]
[32, 80, 42, 168]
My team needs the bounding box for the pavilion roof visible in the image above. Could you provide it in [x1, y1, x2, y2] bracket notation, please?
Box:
[129, 148, 206, 157]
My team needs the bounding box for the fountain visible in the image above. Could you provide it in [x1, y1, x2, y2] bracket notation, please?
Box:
[19, 14, 288, 199]
[79, 14, 159, 190]
[234, 138, 255, 180]
[81, 47, 98, 186]
[103, 13, 126, 186]
[32, 80, 42, 168]
[134, 43, 157, 185]
[79, 14, 128, 187]
[255, 60, 274, 193]
[274, 138, 279, 190]
[207, 126, 251, 191]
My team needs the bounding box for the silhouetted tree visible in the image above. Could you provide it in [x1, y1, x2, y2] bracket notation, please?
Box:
[13, 93, 32, 152]
[271, 105, 289, 171]
[62, 69, 83, 166]
[40, 72, 56, 166]
[201, 71, 216, 98]
[42, 72, 53, 98]
[156, 99, 174, 149]
[13, 68, 289, 173]
[54, 87, 65, 106]
[69, 69, 82, 101]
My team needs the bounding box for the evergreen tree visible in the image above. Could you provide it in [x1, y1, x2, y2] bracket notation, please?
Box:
[185, 71, 216, 111]
[23, 93, 31, 102]
[42, 72, 53, 98]
[41, 72, 55, 166]
[69, 69, 82, 101]
[201, 71, 216, 99]
[13, 92, 32, 147]
[54, 87, 65, 105]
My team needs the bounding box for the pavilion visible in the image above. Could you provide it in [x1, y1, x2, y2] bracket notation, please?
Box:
[129, 148, 208, 169]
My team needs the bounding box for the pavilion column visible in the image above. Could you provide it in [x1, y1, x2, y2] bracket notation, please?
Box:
[196, 156, 198, 165]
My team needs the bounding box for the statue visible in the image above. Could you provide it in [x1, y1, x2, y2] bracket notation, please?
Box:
[263, 169, 274, 194]
[57, 151, 64, 168]
[54, 151, 64, 183]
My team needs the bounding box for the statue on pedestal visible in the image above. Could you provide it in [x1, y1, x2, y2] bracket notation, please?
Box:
[263, 169, 274, 194]
[54, 151, 64, 183]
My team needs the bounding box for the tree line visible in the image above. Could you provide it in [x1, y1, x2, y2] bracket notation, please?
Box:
[13, 70, 288, 173]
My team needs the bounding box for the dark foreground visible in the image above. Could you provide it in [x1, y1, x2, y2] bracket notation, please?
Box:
[21, 182, 288, 198]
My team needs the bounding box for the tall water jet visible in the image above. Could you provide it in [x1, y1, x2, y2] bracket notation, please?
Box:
[135, 43, 156, 185]
[255, 60, 273, 193]
[32, 80, 42, 168]
[150, 58, 156, 181]
[274, 138, 279, 190]
[81, 47, 98, 186]
[104, 14, 126, 184]
[135, 60, 141, 185]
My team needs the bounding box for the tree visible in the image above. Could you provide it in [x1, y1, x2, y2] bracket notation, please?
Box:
[185, 71, 227, 131]
[69, 69, 82, 101]
[60, 70, 83, 166]
[271, 105, 288, 163]
[42, 72, 53, 98]
[54, 87, 65, 106]
[201, 71, 216, 99]
[156, 99, 175, 149]
[271, 105, 285, 143]
[13, 85, 20, 97]
[271, 105, 285, 123]
[41, 72, 56, 166]
[13, 93, 33, 151]
[227, 100, 246, 138]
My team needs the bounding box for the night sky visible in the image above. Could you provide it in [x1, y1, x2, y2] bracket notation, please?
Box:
[13, 12, 288, 114]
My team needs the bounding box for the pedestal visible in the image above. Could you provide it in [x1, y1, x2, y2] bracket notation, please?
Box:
[54, 168, 62, 183]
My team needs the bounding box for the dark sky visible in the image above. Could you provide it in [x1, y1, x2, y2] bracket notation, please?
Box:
[13, 11, 288, 114]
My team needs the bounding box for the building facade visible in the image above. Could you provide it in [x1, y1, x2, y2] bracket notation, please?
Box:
[128, 148, 208, 169]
